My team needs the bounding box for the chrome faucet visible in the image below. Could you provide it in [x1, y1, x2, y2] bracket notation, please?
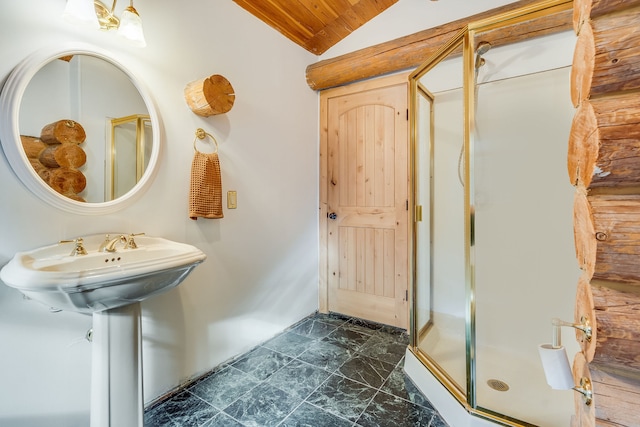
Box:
[101, 233, 144, 252]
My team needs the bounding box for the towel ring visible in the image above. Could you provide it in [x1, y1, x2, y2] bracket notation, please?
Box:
[193, 128, 219, 154]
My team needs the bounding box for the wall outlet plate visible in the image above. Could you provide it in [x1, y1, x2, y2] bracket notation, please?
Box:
[227, 191, 237, 209]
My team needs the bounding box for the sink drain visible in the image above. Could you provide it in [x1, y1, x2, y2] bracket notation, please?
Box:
[487, 379, 510, 392]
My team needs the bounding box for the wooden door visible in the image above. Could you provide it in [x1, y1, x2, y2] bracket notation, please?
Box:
[319, 74, 409, 329]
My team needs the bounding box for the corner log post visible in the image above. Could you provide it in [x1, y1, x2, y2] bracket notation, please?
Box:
[567, 94, 640, 189]
[26, 119, 89, 202]
[576, 275, 640, 373]
[571, 192, 640, 425]
[573, 0, 640, 33]
[570, 9, 640, 106]
[38, 143, 87, 169]
[588, 366, 640, 426]
[40, 119, 86, 145]
[569, 0, 640, 423]
[574, 192, 640, 284]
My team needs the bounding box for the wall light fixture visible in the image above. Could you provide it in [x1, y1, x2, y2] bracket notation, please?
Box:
[63, 0, 146, 47]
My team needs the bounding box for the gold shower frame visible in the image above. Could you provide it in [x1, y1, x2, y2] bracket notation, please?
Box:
[107, 114, 151, 201]
[408, 0, 573, 425]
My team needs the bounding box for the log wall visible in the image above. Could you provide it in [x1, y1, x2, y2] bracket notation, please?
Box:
[21, 119, 88, 202]
[569, 0, 640, 425]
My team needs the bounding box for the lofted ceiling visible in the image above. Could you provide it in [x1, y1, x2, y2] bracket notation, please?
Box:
[232, 0, 399, 55]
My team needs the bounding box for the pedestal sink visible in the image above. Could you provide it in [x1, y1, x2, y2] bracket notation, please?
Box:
[0, 233, 206, 427]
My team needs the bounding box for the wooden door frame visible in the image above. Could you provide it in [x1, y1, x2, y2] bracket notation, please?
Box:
[319, 72, 411, 322]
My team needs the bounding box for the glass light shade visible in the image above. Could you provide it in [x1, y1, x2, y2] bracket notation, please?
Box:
[63, 0, 100, 28]
[117, 6, 146, 47]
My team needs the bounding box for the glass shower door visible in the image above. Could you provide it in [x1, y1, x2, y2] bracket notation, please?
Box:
[471, 35, 580, 426]
[411, 33, 467, 396]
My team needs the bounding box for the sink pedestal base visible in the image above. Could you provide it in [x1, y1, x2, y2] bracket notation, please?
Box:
[91, 302, 143, 427]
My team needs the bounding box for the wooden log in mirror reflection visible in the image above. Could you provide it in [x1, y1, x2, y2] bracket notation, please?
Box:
[0, 43, 162, 214]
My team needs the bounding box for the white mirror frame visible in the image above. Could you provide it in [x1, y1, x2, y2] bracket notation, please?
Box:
[0, 42, 161, 215]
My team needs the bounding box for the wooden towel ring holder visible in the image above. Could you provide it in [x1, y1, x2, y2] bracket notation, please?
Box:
[193, 128, 219, 154]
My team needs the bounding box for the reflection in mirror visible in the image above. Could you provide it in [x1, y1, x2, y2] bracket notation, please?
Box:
[107, 114, 152, 201]
[19, 54, 151, 203]
[0, 44, 161, 214]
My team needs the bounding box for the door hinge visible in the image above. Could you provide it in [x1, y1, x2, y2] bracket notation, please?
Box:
[406, 109, 409, 121]
[405, 289, 409, 301]
[406, 200, 409, 211]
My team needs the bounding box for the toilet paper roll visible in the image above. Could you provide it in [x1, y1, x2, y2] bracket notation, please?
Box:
[538, 344, 575, 390]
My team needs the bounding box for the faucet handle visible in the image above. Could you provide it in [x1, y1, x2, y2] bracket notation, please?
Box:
[59, 238, 88, 256]
[98, 234, 111, 252]
[125, 233, 145, 249]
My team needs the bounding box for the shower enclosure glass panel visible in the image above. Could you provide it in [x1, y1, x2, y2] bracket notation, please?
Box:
[414, 86, 432, 340]
[473, 40, 580, 426]
[411, 33, 467, 397]
[409, 1, 578, 425]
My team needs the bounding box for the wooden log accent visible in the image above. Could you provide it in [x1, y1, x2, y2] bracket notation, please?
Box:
[570, 22, 595, 106]
[567, 94, 640, 189]
[575, 274, 597, 362]
[39, 145, 61, 168]
[48, 167, 86, 195]
[63, 193, 86, 202]
[574, 193, 640, 283]
[54, 143, 86, 168]
[573, 0, 640, 34]
[573, 190, 597, 277]
[38, 143, 87, 169]
[28, 158, 50, 181]
[570, 12, 640, 106]
[184, 75, 235, 116]
[20, 135, 46, 159]
[590, 283, 640, 373]
[573, 352, 596, 427]
[589, 365, 640, 426]
[570, 1, 640, 425]
[40, 119, 86, 144]
[305, 0, 572, 90]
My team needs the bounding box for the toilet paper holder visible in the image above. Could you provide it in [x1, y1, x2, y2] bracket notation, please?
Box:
[538, 317, 594, 405]
[551, 317, 592, 348]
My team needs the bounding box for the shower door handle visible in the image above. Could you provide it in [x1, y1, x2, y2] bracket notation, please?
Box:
[328, 212, 337, 220]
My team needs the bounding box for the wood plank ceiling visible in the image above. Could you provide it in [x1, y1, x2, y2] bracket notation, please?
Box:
[232, 0, 399, 55]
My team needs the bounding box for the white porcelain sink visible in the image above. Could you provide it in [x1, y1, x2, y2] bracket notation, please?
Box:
[1, 233, 206, 427]
[0, 233, 206, 313]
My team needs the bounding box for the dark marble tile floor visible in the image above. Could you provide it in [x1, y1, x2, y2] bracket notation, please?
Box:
[144, 312, 449, 427]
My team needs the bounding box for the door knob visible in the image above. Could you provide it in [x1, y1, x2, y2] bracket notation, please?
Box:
[328, 212, 337, 220]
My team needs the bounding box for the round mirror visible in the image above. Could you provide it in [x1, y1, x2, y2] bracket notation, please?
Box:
[0, 43, 161, 215]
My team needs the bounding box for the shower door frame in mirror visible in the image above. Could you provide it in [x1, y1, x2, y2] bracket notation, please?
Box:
[409, 0, 575, 425]
[106, 114, 152, 201]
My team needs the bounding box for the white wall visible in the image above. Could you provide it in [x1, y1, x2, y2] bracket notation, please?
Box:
[321, 0, 516, 59]
[0, 0, 318, 425]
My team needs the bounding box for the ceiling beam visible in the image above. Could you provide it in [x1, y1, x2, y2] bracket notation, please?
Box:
[306, 0, 573, 90]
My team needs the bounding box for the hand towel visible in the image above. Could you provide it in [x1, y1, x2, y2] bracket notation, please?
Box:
[189, 151, 223, 220]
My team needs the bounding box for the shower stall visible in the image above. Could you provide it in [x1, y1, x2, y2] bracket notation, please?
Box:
[407, 1, 581, 425]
